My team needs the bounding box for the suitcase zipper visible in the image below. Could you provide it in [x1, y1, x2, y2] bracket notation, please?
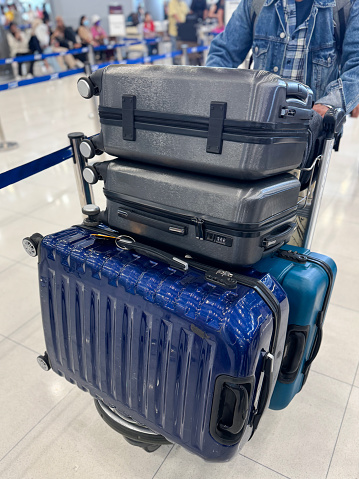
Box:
[99, 107, 308, 144]
[103, 190, 296, 236]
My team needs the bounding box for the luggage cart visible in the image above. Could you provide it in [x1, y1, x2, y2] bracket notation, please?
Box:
[289, 107, 346, 249]
[22, 106, 346, 456]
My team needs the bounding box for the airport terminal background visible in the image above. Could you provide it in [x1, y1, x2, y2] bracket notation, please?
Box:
[1, 1, 359, 479]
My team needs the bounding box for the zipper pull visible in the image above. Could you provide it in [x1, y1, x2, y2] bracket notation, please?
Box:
[192, 217, 205, 240]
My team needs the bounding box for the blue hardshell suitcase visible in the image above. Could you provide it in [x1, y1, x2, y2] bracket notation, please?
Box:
[36, 225, 289, 461]
[254, 245, 337, 410]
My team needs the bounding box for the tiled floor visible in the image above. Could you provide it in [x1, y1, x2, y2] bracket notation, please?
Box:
[0, 76, 359, 479]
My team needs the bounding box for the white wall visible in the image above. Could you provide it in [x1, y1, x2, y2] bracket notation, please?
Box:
[49, 0, 135, 33]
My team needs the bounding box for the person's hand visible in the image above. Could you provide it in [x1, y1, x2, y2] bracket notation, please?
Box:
[313, 104, 330, 118]
[350, 105, 359, 118]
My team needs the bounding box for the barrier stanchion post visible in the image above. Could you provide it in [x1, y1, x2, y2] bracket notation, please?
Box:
[0, 116, 18, 152]
[115, 37, 124, 62]
[203, 34, 210, 64]
[87, 44, 96, 67]
[181, 44, 189, 66]
[68, 132, 94, 209]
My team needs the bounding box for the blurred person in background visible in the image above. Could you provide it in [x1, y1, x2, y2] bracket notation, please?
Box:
[35, 5, 43, 19]
[4, 4, 15, 24]
[53, 15, 86, 63]
[26, 3, 35, 23]
[1, 6, 6, 26]
[190, 0, 208, 20]
[78, 15, 99, 47]
[42, 3, 50, 23]
[143, 11, 158, 57]
[168, 0, 189, 64]
[208, 0, 225, 33]
[90, 14, 107, 44]
[7, 21, 34, 78]
[30, 18, 77, 73]
[137, 5, 145, 23]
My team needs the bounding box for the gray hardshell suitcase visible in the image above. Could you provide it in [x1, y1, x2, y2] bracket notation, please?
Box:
[89, 159, 301, 267]
[77, 65, 313, 180]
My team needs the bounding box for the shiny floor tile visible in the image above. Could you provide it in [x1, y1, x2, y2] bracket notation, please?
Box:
[311, 303, 359, 384]
[0, 215, 61, 262]
[0, 262, 41, 336]
[327, 386, 359, 479]
[154, 445, 290, 479]
[7, 313, 45, 355]
[0, 339, 73, 460]
[242, 372, 351, 479]
[0, 388, 172, 479]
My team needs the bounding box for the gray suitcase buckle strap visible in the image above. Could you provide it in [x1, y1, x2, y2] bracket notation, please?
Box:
[122, 95, 136, 141]
[275, 250, 335, 384]
[206, 101, 227, 154]
[118, 95, 228, 153]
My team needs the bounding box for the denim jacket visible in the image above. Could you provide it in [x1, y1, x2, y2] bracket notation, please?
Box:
[206, 0, 359, 113]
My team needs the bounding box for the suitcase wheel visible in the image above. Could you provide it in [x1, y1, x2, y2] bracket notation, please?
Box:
[37, 352, 51, 371]
[22, 233, 43, 257]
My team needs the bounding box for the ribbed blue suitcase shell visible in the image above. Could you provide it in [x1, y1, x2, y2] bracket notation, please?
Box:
[37, 226, 289, 461]
[255, 245, 337, 410]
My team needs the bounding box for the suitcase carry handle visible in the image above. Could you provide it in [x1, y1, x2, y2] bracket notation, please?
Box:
[115, 235, 189, 272]
[278, 325, 310, 383]
[250, 352, 274, 436]
[261, 222, 297, 249]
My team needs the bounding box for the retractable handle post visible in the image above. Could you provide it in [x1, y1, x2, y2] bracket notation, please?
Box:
[68, 132, 95, 209]
[303, 108, 346, 249]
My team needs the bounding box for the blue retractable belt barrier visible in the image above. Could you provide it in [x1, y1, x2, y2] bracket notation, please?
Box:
[0, 39, 163, 65]
[0, 67, 84, 91]
[0, 145, 73, 190]
[0, 45, 208, 91]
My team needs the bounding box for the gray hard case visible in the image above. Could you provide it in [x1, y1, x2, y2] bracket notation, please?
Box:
[83, 65, 313, 180]
[94, 160, 301, 267]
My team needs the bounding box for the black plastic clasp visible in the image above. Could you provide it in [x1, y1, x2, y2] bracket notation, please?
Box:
[206, 101, 227, 154]
[205, 269, 238, 289]
[122, 94, 136, 141]
[323, 107, 346, 140]
[276, 249, 308, 264]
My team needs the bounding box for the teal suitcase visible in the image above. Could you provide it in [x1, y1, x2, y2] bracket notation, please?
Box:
[254, 245, 336, 410]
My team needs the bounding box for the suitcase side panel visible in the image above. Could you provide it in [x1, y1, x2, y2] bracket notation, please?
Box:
[100, 65, 310, 124]
[255, 245, 337, 410]
[38, 227, 287, 460]
[101, 128, 307, 180]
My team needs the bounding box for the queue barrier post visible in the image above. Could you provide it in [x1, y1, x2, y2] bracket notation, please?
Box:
[68, 132, 95, 209]
[0, 116, 18, 153]
[181, 44, 189, 66]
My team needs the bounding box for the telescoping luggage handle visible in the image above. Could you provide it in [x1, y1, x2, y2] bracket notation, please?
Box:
[87, 229, 280, 439]
[302, 107, 346, 249]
